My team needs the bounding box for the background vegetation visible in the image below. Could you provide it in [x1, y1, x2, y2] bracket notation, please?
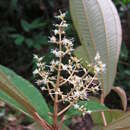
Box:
[0, 0, 130, 129]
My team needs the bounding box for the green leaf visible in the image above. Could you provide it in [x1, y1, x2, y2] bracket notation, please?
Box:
[66, 100, 108, 118]
[34, 35, 48, 45]
[21, 20, 30, 32]
[0, 65, 52, 124]
[10, 0, 18, 11]
[30, 18, 46, 30]
[25, 38, 34, 47]
[21, 19, 46, 32]
[14, 35, 24, 45]
[70, 0, 122, 97]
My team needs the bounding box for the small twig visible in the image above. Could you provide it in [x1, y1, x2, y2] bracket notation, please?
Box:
[59, 66, 76, 86]
[58, 103, 72, 116]
[47, 82, 54, 101]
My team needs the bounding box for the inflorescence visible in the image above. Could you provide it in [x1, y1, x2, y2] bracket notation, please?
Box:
[33, 11, 106, 116]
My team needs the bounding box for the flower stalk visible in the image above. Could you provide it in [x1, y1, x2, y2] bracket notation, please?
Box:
[33, 11, 106, 130]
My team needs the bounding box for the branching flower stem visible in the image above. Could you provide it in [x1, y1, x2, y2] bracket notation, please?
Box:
[33, 11, 106, 130]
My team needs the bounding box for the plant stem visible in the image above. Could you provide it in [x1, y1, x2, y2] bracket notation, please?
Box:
[53, 28, 62, 130]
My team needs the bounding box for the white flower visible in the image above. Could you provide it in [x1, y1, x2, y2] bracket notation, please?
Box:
[74, 91, 80, 97]
[86, 110, 92, 114]
[49, 36, 56, 43]
[51, 60, 59, 65]
[95, 52, 100, 61]
[94, 86, 100, 91]
[62, 23, 68, 27]
[63, 38, 73, 47]
[94, 65, 101, 73]
[51, 49, 57, 55]
[41, 87, 46, 91]
[33, 54, 38, 59]
[51, 60, 55, 65]
[73, 104, 80, 109]
[33, 69, 39, 75]
[75, 76, 81, 83]
[62, 64, 68, 70]
[102, 64, 106, 72]
[51, 49, 63, 57]
[35, 80, 44, 85]
[33, 54, 43, 62]
[39, 57, 43, 62]
[54, 29, 59, 35]
[55, 12, 66, 20]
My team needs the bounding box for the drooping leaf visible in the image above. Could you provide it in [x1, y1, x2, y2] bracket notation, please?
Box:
[70, 0, 122, 97]
[66, 100, 108, 118]
[112, 87, 127, 111]
[0, 65, 52, 124]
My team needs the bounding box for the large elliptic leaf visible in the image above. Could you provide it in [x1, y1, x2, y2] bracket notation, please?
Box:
[70, 0, 122, 97]
[0, 65, 52, 124]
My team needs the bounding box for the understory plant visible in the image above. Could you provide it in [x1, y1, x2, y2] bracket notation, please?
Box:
[32, 11, 106, 130]
[0, 0, 129, 130]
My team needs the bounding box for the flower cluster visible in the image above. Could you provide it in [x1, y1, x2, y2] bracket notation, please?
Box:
[33, 11, 106, 116]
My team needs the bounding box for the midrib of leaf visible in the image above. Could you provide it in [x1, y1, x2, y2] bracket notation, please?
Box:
[0, 81, 36, 116]
[0, 78, 51, 127]
[0, 71, 44, 122]
[0, 71, 32, 104]
[0, 71, 29, 102]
